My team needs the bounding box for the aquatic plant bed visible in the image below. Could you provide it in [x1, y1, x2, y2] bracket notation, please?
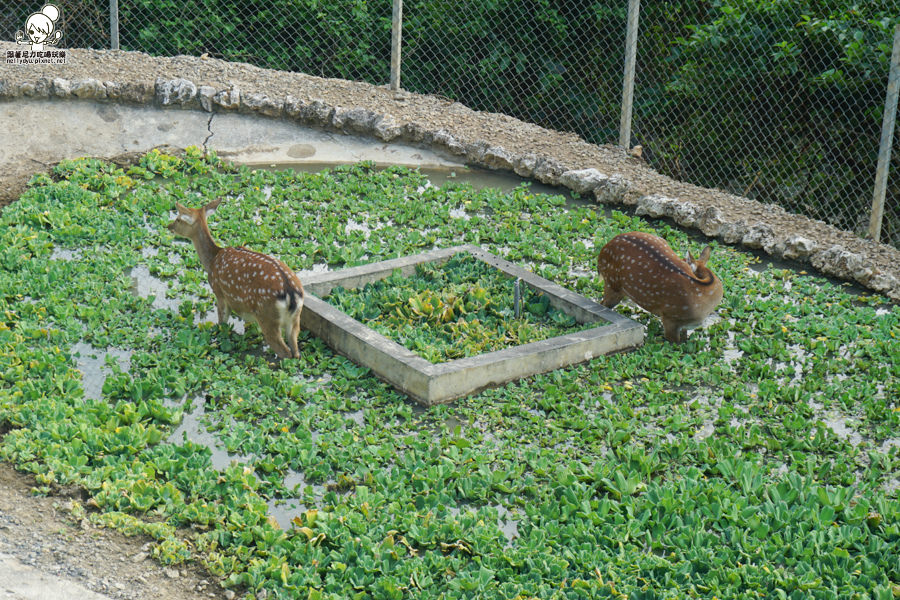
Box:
[301, 245, 642, 405]
[329, 252, 597, 362]
[2, 151, 899, 600]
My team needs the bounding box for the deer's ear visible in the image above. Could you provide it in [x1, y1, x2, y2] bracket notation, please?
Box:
[203, 198, 223, 217]
[698, 245, 712, 264]
[686, 249, 697, 273]
[175, 202, 189, 214]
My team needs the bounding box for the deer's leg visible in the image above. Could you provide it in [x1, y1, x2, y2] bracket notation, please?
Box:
[600, 283, 625, 309]
[213, 291, 230, 325]
[287, 309, 302, 359]
[662, 318, 688, 343]
[216, 303, 230, 325]
[259, 318, 292, 359]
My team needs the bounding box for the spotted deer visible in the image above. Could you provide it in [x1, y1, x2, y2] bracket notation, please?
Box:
[597, 231, 723, 343]
[168, 198, 304, 358]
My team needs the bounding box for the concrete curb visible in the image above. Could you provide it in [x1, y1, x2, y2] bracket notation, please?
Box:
[300, 245, 644, 404]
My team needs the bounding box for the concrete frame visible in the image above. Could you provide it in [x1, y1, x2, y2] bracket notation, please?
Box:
[300, 245, 644, 405]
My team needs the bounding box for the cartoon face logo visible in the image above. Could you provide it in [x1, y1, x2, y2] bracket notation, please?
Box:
[15, 4, 63, 51]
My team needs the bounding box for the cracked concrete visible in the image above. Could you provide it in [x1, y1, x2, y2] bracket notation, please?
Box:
[202, 112, 214, 152]
[1, 98, 464, 171]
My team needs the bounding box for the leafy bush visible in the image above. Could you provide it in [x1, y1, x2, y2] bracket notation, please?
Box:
[120, 0, 391, 80]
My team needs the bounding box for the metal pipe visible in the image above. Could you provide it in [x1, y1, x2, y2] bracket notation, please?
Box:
[109, 0, 119, 50]
[869, 24, 900, 243]
[390, 0, 403, 90]
[618, 0, 640, 149]
[514, 278, 522, 319]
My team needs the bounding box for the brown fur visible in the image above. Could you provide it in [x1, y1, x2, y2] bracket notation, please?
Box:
[168, 198, 304, 358]
[597, 232, 723, 343]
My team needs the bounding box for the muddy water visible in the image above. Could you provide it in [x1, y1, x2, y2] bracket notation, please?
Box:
[344, 409, 365, 427]
[163, 396, 255, 471]
[50, 247, 84, 261]
[265, 470, 332, 530]
[447, 504, 519, 545]
[71, 341, 133, 401]
[127, 262, 243, 332]
[128, 265, 181, 313]
[160, 395, 339, 530]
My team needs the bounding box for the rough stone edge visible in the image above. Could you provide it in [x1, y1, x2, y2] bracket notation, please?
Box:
[2, 73, 898, 301]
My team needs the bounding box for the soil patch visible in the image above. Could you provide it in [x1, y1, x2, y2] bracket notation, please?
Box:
[0, 463, 227, 600]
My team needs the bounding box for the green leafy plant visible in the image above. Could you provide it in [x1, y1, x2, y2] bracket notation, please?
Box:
[0, 152, 897, 599]
[327, 254, 589, 363]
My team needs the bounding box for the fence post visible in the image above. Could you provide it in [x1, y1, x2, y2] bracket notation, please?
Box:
[390, 0, 403, 91]
[618, 0, 640, 148]
[109, 0, 119, 50]
[869, 24, 900, 243]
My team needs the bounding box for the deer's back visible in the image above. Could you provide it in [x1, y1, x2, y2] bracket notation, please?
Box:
[598, 232, 720, 320]
[210, 246, 304, 315]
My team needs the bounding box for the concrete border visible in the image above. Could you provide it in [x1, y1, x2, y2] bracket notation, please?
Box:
[2, 99, 465, 171]
[299, 245, 644, 405]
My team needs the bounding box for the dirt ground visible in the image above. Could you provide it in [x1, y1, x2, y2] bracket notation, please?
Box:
[0, 463, 229, 600]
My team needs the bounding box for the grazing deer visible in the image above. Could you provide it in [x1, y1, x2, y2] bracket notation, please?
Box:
[168, 198, 304, 358]
[597, 232, 723, 343]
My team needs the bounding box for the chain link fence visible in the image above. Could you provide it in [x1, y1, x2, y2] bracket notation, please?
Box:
[3, 0, 898, 248]
[402, 2, 628, 148]
[631, 2, 900, 248]
[110, 0, 392, 83]
[401, 1, 900, 248]
[2, 0, 391, 80]
[2, 0, 109, 50]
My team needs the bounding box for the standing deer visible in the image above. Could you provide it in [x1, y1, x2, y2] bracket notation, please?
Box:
[597, 231, 723, 343]
[168, 198, 304, 358]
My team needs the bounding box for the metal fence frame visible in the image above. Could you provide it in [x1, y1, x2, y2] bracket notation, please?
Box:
[5, 0, 898, 246]
[870, 24, 900, 243]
